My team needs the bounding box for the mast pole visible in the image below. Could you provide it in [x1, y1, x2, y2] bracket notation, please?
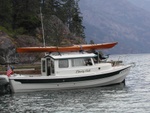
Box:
[40, 1, 46, 47]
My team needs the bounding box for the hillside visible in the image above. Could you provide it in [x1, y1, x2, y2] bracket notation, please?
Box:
[128, 0, 150, 12]
[79, 0, 150, 54]
[0, 0, 85, 64]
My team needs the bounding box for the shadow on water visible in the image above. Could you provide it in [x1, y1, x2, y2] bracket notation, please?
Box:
[0, 84, 11, 96]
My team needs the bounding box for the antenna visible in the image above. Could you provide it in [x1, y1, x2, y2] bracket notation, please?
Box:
[40, 1, 46, 47]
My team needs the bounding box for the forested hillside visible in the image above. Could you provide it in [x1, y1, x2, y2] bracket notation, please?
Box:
[0, 0, 85, 64]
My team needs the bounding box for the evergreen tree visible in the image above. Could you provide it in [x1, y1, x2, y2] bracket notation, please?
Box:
[0, 0, 13, 30]
[0, 0, 85, 41]
[61, 0, 85, 38]
[72, 0, 85, 38]
[12, 0, 40, 34]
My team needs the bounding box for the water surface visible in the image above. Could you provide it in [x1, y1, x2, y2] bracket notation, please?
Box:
[0, 54, 150, 113]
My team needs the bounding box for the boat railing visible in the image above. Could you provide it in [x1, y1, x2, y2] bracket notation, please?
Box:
[110, 60, 123, 66]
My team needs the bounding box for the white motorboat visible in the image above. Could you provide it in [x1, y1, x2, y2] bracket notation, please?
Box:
[9, 50, 132, 93]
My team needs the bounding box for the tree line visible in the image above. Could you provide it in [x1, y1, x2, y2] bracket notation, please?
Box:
[0, 0, 85, 41]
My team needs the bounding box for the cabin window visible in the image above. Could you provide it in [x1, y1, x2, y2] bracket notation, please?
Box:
[85, 58, 93, 65]
[72, 58, 85, 67]
[42, 60, 45, 72]
[59, 59, 69, 68]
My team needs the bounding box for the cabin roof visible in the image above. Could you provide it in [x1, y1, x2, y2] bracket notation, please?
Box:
[48, 52, 97, 60]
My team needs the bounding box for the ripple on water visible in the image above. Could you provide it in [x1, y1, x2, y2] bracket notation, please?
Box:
[1, 54, 150, 113]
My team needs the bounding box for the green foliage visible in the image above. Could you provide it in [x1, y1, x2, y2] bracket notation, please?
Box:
[0, 0, 85, 41]
[13, 28, 27, 36]
[0, 26, 11, 35]
[0, 0, 13, 29]
[0, 26, 26, 37]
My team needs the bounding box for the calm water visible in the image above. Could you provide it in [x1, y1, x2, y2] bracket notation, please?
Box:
[1, 54, 150, 113]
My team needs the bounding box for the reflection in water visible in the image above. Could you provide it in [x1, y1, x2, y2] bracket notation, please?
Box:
[1, 54, 150, 113]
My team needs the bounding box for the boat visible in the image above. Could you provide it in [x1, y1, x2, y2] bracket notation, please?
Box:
[16, 42, 118, 53]
[8, 42, 132, 93]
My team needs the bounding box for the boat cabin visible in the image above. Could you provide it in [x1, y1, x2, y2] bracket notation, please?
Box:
[41, 52, 111, 76]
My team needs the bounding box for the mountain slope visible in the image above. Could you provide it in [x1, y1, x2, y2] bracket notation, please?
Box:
[79, 0, 150, 54]
[128, 0, 150, 12]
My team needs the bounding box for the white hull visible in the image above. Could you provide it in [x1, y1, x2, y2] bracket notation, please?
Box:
[9, 66, 131, 93]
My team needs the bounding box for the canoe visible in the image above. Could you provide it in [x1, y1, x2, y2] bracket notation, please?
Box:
[16, 42, 118, 53]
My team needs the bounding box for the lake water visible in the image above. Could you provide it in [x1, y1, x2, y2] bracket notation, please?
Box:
[0, 54, 150, 113]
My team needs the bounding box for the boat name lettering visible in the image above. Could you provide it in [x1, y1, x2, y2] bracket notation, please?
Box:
[76, 69, 91, 73]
